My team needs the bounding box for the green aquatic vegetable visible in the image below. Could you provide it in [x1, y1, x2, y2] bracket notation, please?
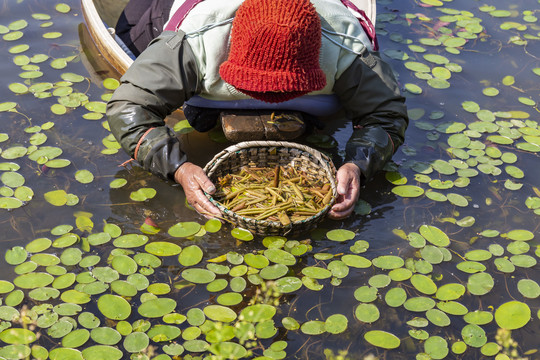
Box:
[517, 279, 540, 299]
[113, 233, 148, 248]
[372, 255, 404, 269]
[5, 246, 27, 265]
[505, 229, 534, 241]
[436, 283, 465, 301]
[392, 185, 424, 197]
[467, 272, 494, 295]
[461, 324, 487, 347]
[275, 276, 302, 293]
[90, 327, 121, 345]
[61, 328, 90, 348]
[410, 274, 437, 295]
[181, 268, 216, 284]
[178, 245, 203, 266]
[326, 229, 355, 242]
[424, 336, 449, 359]
[145, 241, 181, 256]
[231, 227, 254, 241]
[123, 332, 149, 353]
[300, 320, 326, 335]
[81, 345, 122, 360]
[168, 221, 201, 237]
[355, 303, 380, 323]
[364, 330, 400, 349]
[384, 287, 406, 308]
[74, 170, 94, 184]
[130, 187, 156, 201]
[0, 328, 36, 344]
[97, 294, 131, 320]
[464, 310, 493, 325]
[404, 297, 436, 312]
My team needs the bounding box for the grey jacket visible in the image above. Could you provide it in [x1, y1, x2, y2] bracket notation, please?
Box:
[106, 30, 408, 182]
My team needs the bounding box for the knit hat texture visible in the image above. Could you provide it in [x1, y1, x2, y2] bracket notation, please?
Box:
[219, 0, 326, 103]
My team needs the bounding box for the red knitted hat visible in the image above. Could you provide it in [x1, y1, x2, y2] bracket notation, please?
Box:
[219, 0, 326, 103]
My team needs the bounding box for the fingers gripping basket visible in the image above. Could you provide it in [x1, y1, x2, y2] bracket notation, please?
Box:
[203, 141, 338, 236]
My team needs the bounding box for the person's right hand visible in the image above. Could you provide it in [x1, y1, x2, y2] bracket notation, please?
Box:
[174, 162, 221, 218]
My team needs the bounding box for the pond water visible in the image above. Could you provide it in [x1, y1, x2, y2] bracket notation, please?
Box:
[0, 0, 539, 359]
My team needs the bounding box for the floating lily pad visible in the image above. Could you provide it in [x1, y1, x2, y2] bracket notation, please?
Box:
[97, 294, 131, 320]
[364, 330, 400, 349]
[392, 185, 424, 197]
[168, 221, 201, 237]
[178, 245, 203, 266]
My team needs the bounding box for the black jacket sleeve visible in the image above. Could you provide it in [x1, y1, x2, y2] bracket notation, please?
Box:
[334, 51, 408, 181]
[106, 30, 200, 181]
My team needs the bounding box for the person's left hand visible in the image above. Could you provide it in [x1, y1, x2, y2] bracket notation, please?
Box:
[328, 162, 361, 220]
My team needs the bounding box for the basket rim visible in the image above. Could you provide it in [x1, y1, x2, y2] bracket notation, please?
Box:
[203, 140, 338, 234]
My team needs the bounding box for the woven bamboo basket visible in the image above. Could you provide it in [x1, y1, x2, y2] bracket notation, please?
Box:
[203, 141, 337, 236]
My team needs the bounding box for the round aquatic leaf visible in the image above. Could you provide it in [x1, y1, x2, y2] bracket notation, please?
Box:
[364, 330, 400, 349]
[204, 305, 237, 323]
[341, 254, 371, 268]
[260, 264, 288, 280]
[323, 314, 347, 334]
[368, 274, 391, 288]
[391, 185, 424, 197]
[14, 273, 53, 289]
[436, 283, 465, 301]
[404, 297, 436, 312]
[326, 229, 355, 242]
[168, 221, 201, 237]
[0, 328, 36, 344]
[419, 225, 450, 247]
[456, 261, 486, 274]
[372, 255, 404, 270]
[243, 253, 269, 269]
[302, 266, 332, 279]
[264, 249, 296, 266]
[138, 298, 176, 318]
[147, 283, 170, 295]
[217, 292, 242, 306]
[389, 268, 412, 281]
[78, 312, 100, 329]
[355, 304, 379, 323]
[111, 255, 137, 275]
[506, 229, 534, 241]
[49, 348, 82, 360]
[384, 287, 406, 307]
[61, 328, 90, 348]
[0, 197, 23, 209]
[124, 332, 149, 353]
[111, 280, 137, 297]
[420, 245, 444, 264]
[426, 309, 451, 327]
[467, 273, 494, 295]
[130, 187, 156, 201]
[145, 241, 181, 256]
[178, 245, 203, 266]
[81, 345, 122, 360]
[425, 336, 449, 359]
[231, 227, 254, 241]
[44, 190, 68, 206]
[465, 249, 492, 261]
[300, 320, 325, 335]
[511, 254, 537, 268]
[464, 311, 493, 325]
[461, 324, 487, 347]
[275, 276, 302, 293]
[90, 327, 121, 345]
[495, 301, 531, 330]
[97, 294, 131, 320]
[410, 274, 437, 295]
[74, 170, 93, 184]
[113, 233, 148, 248]
[447, 193, 468, 207]
[5, 246, 27, 265]
[239, 304, 276, 323]
[61, 289, 90, 304]
[181, 268, 215, 284]
[354, 286, 378, 303]
[517, 279, 540, 299]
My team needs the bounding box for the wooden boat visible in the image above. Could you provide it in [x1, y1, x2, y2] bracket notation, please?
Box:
[80, 0, 131, 77]
[80, 0, 376, 78]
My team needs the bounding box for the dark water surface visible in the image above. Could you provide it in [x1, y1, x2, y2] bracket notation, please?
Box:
[0, 0, 539, 359]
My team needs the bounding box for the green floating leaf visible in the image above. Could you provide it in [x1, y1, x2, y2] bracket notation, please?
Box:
[81, 345, 122, 360]
[181, 268, 216, 284]
[178, 245, 203, 266]
[326, 229, 355, 242]
[75, 170, 94, 184]
[123, 332, 149, 353]
[364, 330, 400, 349]
[391, 185, 424, 197]
[145, 241, 181, 256]
[467, 272, 494, 295]
[97, 294, 131, 320]
[506, 229, 534, 241]
[130, 187, 156, 201]
[14, 272, 54, 289]
[355, 304, 380, 323]
[168, 221, 201, 237]
[231, 227, 253, 241]
[425, 336, 449, 359]
[461, 324, 487, 348]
